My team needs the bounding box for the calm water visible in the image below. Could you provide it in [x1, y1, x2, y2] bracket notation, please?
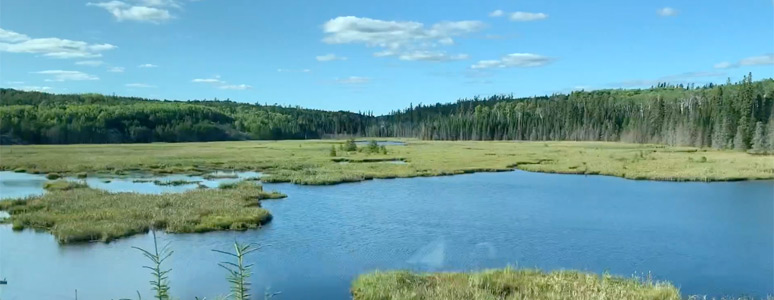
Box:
[0, 171, 772, 299]
[354, 140, 406, 146]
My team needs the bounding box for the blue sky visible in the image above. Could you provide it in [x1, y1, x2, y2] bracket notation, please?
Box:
[1, 0, 773, 114]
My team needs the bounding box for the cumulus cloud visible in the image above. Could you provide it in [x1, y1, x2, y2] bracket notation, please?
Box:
[192, 75, 251, 90]
[33, 70, 99, 81]
[657, 7, 678, 17]
[714, 54, 774, 69]
[509, 12, 548, 22]
[88, 1, 174, 23]
[489, 10, 504, 17]
[336, 76, 370, 84]
[471, 53, 554, 69]
[316, 53, 347, 62]
[0, 28, 116, 59]
[138, 63, 158, 68]
[322, 16, 484, 62]
[126, 83, 155, 88]
[108, 66, 125, 72]
[397, 51, 469, 62]
[76, 60, 104, 66]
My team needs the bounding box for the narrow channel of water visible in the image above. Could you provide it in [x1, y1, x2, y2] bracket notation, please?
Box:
[0, 171, 771, 299]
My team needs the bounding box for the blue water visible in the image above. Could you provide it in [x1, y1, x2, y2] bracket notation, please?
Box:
[0, 171, 771, 299]
[354, 140, 406, 146]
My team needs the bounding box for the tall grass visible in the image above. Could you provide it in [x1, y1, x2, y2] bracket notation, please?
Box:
[352, 268, 682, 300]
[1, 140, 771, 185]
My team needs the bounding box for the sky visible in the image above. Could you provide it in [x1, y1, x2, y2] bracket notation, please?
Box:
[1, 0, 773, 114]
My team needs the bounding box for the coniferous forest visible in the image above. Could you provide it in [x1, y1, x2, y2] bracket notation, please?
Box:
[2, 74, 773, 152]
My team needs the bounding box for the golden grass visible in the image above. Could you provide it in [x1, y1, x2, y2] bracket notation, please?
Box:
[0, 181, 285, 244]
[1, 140, 772, 184]
[351, 268, 681, 300]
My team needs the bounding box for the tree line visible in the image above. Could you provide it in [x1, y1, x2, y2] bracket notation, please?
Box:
[1, 74, 773, 152]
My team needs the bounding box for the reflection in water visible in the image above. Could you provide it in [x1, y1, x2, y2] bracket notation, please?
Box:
[407, 237, 446, 269]
[354, 141, 406, 146]
[0, 171, 772, 299]
[0, 171, 262, 198]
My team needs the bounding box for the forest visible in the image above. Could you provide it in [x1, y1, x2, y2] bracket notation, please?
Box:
[1, 73, 773, 151]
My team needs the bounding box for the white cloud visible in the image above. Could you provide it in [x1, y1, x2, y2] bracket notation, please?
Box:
[76, 60, 104, 66]
[740, 54, 774, 66]
[138, 0, 180, 8]
[509, 12, 548, 22]
[11, 86, 52, 92]
[219, 84, 251, 90]
[33, 70, 99, 81]
[316, 53, 347, 62]
[657, 7, 678, 17]
[322, 16, 484, 62]
[126, 83, 155, 88]
[713, 62, 734, 69]
[397, 51, 469, 62]
[489, 10, 504, 17]
[0, 28, 116, 59]
[108, 66, 125, 72]
[714, 54, 774, 69]
[192, 77, 224, 83]
[138, 63, 158, 68]
[88, 1, 173, 23]
[192, 75, 251, 90]
[336, 76, 370, 84]
[0, 28, 29, 43]
[471, 53, 554, 69]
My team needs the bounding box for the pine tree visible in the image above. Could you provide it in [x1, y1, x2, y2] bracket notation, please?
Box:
[751, 121, 766, 153]
[734, 123, 747, 151]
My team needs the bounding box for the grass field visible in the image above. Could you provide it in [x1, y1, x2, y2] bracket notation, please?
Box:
[351, 268, 681, 300]
[1, 140, 772, 184]
[0, 180, 285, 243]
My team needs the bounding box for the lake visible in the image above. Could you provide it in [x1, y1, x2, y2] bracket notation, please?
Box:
[0, 171, 772, 299]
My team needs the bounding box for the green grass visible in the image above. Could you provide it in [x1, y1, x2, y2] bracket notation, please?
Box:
[153, 179, 201, 186]
[0, 180, 286, 244]
[351, 268, 681, 300]
[1, 140, 772, 185]
[43, 179, 87, 191]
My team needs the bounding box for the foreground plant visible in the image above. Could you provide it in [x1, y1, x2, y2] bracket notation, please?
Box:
[133, 231, 173, 300]
[214, 242, 259, 300]
[129, 233, 266, 300]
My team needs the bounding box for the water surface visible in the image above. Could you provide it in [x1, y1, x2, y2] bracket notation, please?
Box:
[0, 171, 771, 299]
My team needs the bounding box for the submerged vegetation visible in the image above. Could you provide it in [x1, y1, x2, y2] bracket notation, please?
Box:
[0, 180, 286, 243]
[43, 179, 87, 191]
[1, 140, 772, 184]
[352, 268, 681, 300]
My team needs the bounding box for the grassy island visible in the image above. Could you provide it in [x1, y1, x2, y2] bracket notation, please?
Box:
[352, 268, 681, 300]
[0, 180, 285, 244]
[1, 140, 772, 184]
